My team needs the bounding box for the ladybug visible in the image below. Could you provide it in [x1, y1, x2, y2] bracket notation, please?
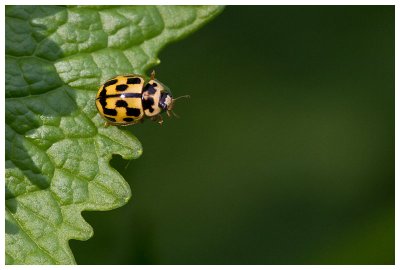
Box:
[95, 71, 189, 126]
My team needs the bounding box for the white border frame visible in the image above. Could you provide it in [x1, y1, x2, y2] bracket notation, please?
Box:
[1, 2, 397, 269]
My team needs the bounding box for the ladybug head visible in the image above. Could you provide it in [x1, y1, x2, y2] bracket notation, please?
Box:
[159, 92, 173, 111]
[159, 92, 190, 117]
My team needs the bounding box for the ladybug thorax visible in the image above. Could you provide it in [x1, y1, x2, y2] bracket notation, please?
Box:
[142, 79, 171, 117]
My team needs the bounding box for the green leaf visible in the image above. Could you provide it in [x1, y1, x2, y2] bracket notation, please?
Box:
[5, 5, 224, 264]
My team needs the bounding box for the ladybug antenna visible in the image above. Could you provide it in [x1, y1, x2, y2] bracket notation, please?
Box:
[150, 70, 156, 80]
[172, 110, 180, 118]
[166, 110, 180, 118]
[173, 95, 191, 102]
[167, 95, 190, 114]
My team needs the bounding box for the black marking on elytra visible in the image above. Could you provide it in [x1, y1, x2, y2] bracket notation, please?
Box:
[99, 97, 118, 116]
[105, 116, 116, 122]
[143, 83, 157, 95]
[127, 77, 141, 84]
[100, 86, 108, 97]
[123, 117, 134, 122]
[116, 100, 128, 107]
[99, 96, 107, 107]
[142, 97, 155, 113]
[104, 108, 117, 116]
[96, 93, 142, 99]
[104, 79, 118, 87]
[152, 82, 158, 87]
[126, 107, 141, 117]
[116, 84, 128, 91]
[120, 93, 142, 98]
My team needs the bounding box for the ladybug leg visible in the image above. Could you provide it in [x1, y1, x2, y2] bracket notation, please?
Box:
[104, 121, 120, 127]
[151, 114, 163, 125]
[119, 119, 143, 126]
[150, 70, 156, 80]
[104, 121, 141, 127]
[104, 121, 124, 127]
[157, 114, 163, 125]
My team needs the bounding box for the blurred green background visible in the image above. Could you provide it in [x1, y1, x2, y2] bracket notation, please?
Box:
[70, 6, 394, 264]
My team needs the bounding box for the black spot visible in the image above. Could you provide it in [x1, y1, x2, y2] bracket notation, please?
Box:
[152, 82, 158, 87]
[143, 83, 157, 95]
[99, 97, 117, 116]
[104, 79, 118, 87]
[99, 96, 107, 107]
[123, 93, 142, 98]
[142, 97, 155, 113]
[126, 107, 141, 117]
[116, 84, 128, 91]
[116, 100, 128, 107]
[123, 117, 134, 122]
[105, 116, 116, 122]
[127, 77, 141, 84]
[104, 108, 117, 116]
[99, 86, 107, 97]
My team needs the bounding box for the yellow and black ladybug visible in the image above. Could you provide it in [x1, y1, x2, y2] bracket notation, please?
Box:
[95, 71, 189, 126]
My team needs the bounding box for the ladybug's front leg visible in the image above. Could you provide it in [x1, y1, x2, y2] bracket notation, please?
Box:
[150, 114, 163, 125]
[157, 115, 163, 125]
[150, 70, 156, 80]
